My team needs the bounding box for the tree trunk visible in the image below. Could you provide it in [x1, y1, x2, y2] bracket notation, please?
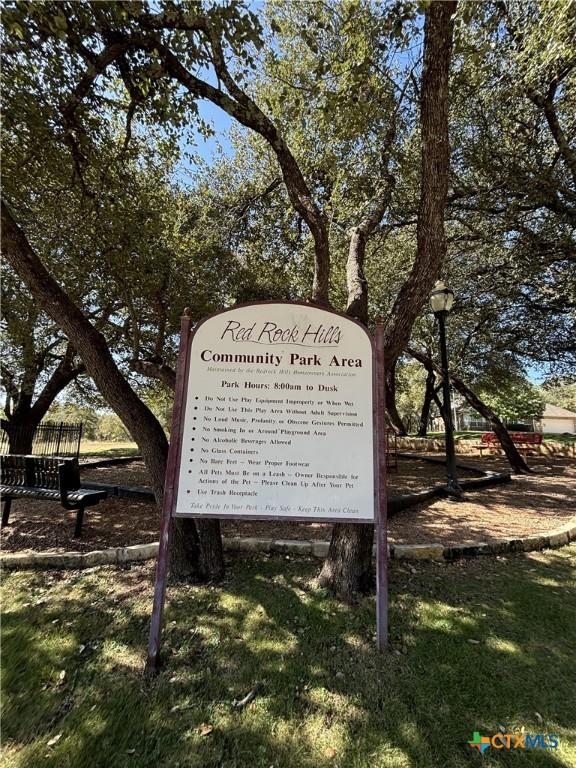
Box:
[408, 347, 532, 473]
[4, 418, 35, 454]
[169, 518, 202, 581]
[1, 199, 225, 577]
[345, 228, 369, 323]
[317, 221, 374, 599]
[385, 360, 408, 436]
[316, 2, 457, 598]
[449, 374, 532, 474]
[380, 0, 457, 362]
[2, 343, 85, 455]
[197, 519, 225, 581]
[317, 522, 374, 599]
[417, 367, 436, 437]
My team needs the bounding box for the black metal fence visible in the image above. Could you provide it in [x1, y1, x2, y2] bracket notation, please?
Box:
[0, 421, 83, 458]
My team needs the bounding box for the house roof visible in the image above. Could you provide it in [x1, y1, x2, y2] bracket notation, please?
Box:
[542, 403, 576, 419]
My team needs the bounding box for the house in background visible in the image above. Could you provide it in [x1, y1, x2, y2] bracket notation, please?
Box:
[432, 402, 576, 434]
[431, 399, 532, 432]
[536, 404, 576, 434]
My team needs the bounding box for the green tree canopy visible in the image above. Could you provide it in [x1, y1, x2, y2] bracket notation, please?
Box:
[481, 376, 545, 424]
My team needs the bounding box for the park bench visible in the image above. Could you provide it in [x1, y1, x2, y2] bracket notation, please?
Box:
[0, 455, 107, 537]
[476, 432, 543, 456]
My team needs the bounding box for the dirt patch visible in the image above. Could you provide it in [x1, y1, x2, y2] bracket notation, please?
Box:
[79, 460, 152, 488]
[1, 455, 573, 553]
[0, 496, 159, 553]
[388, 455, 576, 545]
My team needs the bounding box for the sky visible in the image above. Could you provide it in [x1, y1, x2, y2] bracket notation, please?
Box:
[190, 101, 234, 163]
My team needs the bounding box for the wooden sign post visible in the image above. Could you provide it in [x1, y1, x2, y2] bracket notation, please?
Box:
[146, 302, 388, 672]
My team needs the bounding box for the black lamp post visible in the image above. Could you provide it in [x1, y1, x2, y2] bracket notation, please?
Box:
[430, 280, 462, 496]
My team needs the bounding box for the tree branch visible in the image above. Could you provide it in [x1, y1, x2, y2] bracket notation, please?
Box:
[30, 343, 85, 422]
[130, 359, 176, 391]
[498, 1, 576, 185]
[408, 345, 531, 472]
[1, 197, 169, 503]
[143, 32, 330, 303]
[234, 177, 283, 219]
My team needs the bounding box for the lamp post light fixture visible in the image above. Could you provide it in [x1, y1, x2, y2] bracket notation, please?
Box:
[430, 280, 462, 496]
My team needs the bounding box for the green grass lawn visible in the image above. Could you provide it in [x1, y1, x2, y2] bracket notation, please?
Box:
[79, 440, 139, 457]
[2, 547, 575, 768]
[424, 431, 576, 444]
[426, 431, 484, 443]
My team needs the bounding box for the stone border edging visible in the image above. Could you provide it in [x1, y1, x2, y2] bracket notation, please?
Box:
[79, 455, 142, 469]
[0, 543, 159, 569]
[80, 455, 511, 511]
[396, 437, 576, 459]
[2, 519, 574, 570]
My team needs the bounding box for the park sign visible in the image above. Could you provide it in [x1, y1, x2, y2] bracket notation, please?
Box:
[177, 303, 375, 521]
[146, 302, 388, 671]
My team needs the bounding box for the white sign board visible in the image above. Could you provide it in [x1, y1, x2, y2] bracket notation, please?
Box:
[173, 303, 375, 522]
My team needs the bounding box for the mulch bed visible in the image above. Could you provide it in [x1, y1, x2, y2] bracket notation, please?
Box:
[1, 456, 574, 554]
[80, 456, 480, 496]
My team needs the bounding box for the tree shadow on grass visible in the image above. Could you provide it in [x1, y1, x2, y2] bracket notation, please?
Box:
[1, 549, 575, 768]
[166, 550, 575, 768]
